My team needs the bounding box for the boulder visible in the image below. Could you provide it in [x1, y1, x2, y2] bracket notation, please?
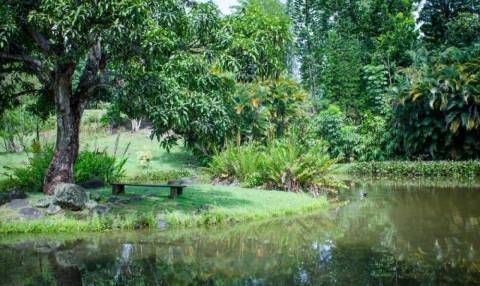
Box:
[53, 183, 88, 211]
[7, 199, 29, 210]
[19, 207, 43, 219]
[35, 198, 53, 208]
[79, 179, 105, 189]
[46, 204, 62, 215]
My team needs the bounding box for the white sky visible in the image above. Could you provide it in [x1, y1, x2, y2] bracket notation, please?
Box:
[209, 0, 239, 15]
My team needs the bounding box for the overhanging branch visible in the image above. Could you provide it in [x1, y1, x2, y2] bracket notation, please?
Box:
[0, 53, 43, 69]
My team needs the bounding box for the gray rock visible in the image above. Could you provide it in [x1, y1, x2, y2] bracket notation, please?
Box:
[53, 183, 88, 211]
[128, 195, 144, 202]
[35, 198, 53, 208]
[46, 204, 62, 215]
[85, 200, 98, 210]
[33, 241, 62, 254]
[7, 199, 29, 210]
[8, 188, 27, 201]
[107, 196, 121, 204]
[157, 219, 169, 231]
[89, 204, 111, 216]
[19, 207, 43, 219]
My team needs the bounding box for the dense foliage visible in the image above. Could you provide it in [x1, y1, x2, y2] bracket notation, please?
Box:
[208, 139, 341, 195]
[349, 160, 480, 178]
[2, 147, 126, 192]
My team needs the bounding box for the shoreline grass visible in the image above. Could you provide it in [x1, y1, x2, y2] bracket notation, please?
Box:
[0, 184, 328, 234]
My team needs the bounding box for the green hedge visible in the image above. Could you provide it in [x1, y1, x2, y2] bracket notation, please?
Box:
[348, 161, 480, 177]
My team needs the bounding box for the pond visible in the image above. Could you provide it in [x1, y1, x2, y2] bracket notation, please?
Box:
[1, 178, 480, 285]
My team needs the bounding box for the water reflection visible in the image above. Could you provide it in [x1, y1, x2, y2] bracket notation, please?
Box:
[1, 179, 480, 285]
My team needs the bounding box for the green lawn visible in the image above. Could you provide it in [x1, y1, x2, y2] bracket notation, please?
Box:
[0, 129, 198, 179]
[0, 184, 327, 234]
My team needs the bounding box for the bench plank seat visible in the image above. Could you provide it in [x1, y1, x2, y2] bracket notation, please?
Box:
[112, 183, 186, 199]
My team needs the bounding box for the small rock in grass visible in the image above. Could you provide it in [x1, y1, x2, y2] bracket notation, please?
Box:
[89, 204, 111, 216]
[157, 219, 169, 231]
[107, 196, 121, 204]
[91, 193, 102, 202]
[19, 207, 43, 219]
[46, 204, 62, 215]
[35, 198, 53, 208]
[85, 200, 98, 210]
[129, 195, 144, 202]
[8, 188, 27, 201]
[7, 199, 29, 210]
[53, 183, 88, 211]
[195, 204, 214, 214]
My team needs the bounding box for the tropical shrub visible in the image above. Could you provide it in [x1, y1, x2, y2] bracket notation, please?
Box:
[349, 160, 480, 178]
[234, 77, 307, 141]
[261, 139, 341, 195]
[208, 141, 264, 185]
[4, 147, 126, 192]
[390, 45, 480, 160]
[208, 139, 342, 194]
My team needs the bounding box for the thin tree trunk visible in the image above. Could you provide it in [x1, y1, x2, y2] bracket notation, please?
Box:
[43, 64, 83, 195]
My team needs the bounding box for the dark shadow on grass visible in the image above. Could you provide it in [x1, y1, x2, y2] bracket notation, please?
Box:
[154, 151, 199, 168]
[102, 186, 253, 213]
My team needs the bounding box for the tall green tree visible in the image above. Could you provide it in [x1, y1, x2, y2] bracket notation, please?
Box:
[418, 0, 480, 47]
[0, 0, 215, 194]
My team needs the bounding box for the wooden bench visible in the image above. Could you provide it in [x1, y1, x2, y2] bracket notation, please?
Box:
[111, 183, 186, 199]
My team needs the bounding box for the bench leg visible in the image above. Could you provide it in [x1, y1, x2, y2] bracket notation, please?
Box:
[112, 184, 125, 195]
[169, 187, 178, 199]
[178, 187, 183, 196]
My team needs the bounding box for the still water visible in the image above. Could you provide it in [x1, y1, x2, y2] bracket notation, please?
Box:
[1, 179, 480, 285]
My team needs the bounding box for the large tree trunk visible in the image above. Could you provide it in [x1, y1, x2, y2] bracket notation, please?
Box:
[43, 64, 83, 195]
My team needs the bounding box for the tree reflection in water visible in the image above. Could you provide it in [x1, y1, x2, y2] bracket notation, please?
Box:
[0, 179, 480, 285]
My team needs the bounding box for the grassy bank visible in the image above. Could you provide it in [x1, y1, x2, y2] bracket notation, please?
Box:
[0, 184, 327, 234]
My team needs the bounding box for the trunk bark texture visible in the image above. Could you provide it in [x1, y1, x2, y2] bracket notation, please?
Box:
[43, 64, 83, 195]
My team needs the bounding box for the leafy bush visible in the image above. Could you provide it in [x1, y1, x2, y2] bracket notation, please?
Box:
[129, 169, 193, 184]
[349, 160, 480, 178]
[208, 141, 264, 184]
[75, 150, 127, 184]
[261, 139, 341, 195]
[4, 146, 127, 192]
[0, 107, 37, 152]
[208, 139, 342, 194]
[310, 105, 390, 162]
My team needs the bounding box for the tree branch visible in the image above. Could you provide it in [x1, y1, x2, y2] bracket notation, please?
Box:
[0, 52, 43, 69]
[74, 41, 109, 99]
[25, 26, 51, 56]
